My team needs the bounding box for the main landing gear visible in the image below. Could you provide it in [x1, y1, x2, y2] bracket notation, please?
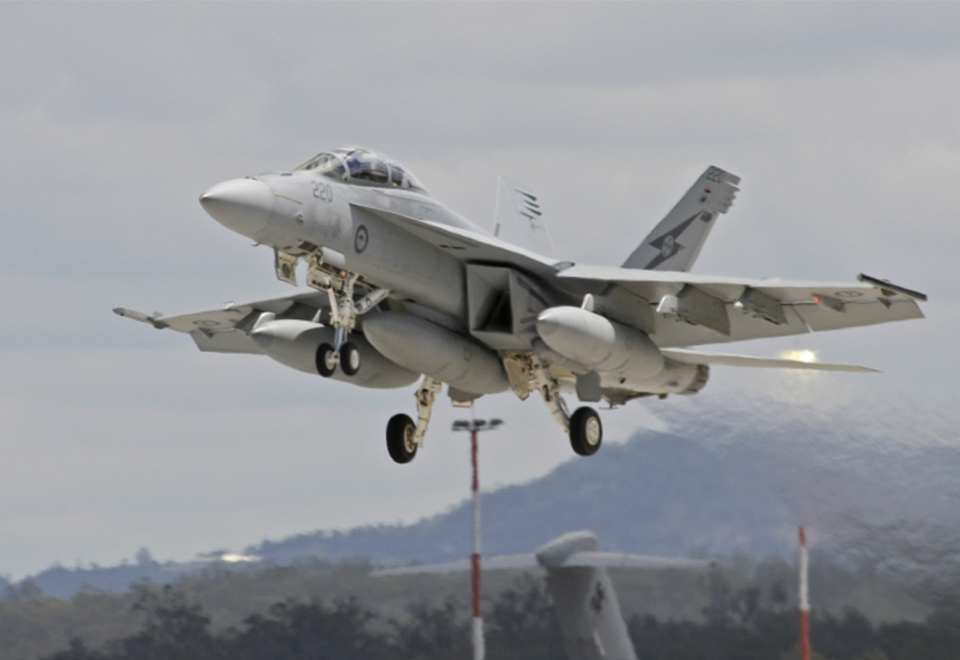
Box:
[383, 356, 605, 465]
[569, 407, 602, 456]
[503, 353, 603, 457]
[386, 376, 443, 464]
[546, 386, 603, 458]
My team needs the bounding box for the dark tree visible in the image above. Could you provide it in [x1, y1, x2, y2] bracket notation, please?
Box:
[485, 575, 565, 660]
[390, 598, 470, 660]
[225, 598, 390, 660]
[113, 585, 221, 660]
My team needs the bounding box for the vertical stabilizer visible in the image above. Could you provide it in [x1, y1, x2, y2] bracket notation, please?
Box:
[373, 530, 709, 660]
[493, 176, 556, 258]
[536, 532, 637, 660]
[621, 166, 740, 272]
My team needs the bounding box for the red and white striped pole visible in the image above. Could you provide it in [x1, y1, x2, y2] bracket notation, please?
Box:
[453, 414, 502, 660]
[470, 423, 484, 660]
[799, 526, 810, 660]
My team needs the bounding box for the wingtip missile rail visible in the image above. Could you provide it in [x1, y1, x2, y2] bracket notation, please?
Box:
[857, 273, 928, 302]
[112, 307, 168, 329]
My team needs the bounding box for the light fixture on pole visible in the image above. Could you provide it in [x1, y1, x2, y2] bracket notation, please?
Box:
[452, 414, 504, 660]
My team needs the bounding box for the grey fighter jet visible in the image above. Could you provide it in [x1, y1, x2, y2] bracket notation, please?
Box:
[116, 147, 926, 463]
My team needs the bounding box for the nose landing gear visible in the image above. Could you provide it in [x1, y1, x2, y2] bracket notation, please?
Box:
[307, 260, 389, 378]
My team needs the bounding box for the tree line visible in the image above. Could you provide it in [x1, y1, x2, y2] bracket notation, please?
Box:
[40, 577, 960, 660]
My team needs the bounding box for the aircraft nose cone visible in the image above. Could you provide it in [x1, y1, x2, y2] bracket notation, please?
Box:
[199, 178, 274, 236]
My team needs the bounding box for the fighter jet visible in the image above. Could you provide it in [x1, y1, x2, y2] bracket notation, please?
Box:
[116, 147, 926, 463]
[374, 530, 711, 660]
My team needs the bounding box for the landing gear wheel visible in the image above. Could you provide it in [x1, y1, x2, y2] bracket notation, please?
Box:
[386, 414, 418, 464]
[316, 343, 337, 377]
[570, 407, 602, 456]
[339, 341, 361, 376]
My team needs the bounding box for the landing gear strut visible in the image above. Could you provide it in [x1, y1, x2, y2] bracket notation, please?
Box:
[503, 352, 604, 457]
[307, 257, 389, 378]
[386, 376, 443, 464]
[542, 380, 603, 457]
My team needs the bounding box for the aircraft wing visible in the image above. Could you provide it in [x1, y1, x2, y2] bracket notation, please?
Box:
[373, 554, 539, 576]
[114, 290, 330, 354]
[562, 551, 711, 571]
[372, 551, 707, 575]
[556, 265, 925, 348]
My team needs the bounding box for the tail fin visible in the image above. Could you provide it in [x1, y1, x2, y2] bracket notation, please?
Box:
[621, 166, 740, 272]
[493, 176, 555, 258]
[373, 530, 709, 660]
[536, 532, 637, 660]
[535, 532, 709, 660]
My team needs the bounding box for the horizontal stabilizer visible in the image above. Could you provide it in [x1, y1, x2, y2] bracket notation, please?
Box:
[662, 348, 878, 372]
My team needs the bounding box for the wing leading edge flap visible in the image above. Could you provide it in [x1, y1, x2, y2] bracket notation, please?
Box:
[557, 265, 926, 305]
[662, 348, 878, 373]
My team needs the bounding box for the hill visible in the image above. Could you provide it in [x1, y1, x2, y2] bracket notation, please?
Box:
[250, 430, 793, 566]
[16, 391, 960, 611]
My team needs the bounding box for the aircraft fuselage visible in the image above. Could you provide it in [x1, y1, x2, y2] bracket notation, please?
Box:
[203, 171, 483, 324]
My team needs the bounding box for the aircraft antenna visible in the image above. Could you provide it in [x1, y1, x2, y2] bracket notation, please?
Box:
[799, 526, 811, 660]
[452, 411, 504, 660]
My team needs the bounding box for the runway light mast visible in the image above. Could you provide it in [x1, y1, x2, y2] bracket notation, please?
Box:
[799, 525, 810, 660]
[452, 414, 503, 660]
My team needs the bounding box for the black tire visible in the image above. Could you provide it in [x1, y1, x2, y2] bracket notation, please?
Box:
[316, 343, 337, 377]
[340, 341, 361, 376]
[570, 407, 602, 456]
[386, 414, 418, 464]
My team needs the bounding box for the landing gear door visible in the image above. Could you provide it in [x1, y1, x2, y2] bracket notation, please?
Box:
[466, 265, 551, 350]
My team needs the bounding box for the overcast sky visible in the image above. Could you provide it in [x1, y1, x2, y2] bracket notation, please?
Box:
[1, 3, 957, 580]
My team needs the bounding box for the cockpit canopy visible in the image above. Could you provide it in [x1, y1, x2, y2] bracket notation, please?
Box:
[296, 147, 428, 194]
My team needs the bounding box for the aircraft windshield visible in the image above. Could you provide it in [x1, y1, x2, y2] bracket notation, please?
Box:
[296, 147, 428, 194]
